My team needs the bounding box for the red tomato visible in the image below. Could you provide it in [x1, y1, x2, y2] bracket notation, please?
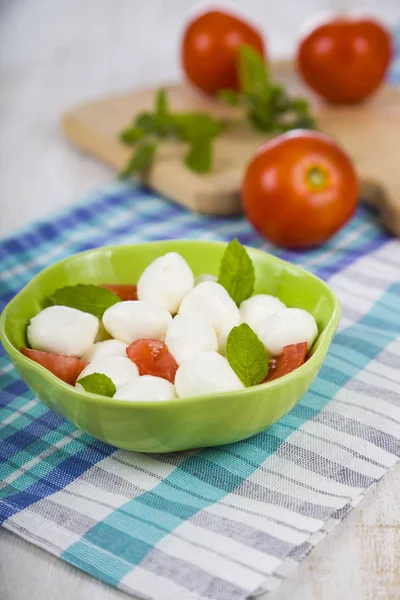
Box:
[100, 284, 138, 301]
[297, 17, 392, 104]
[242, 130, 358, 249]
[265, 342, 308, 382]
[181, 10, 265, 95]
[126, 339, 178, 383]
[20, 348, 88, 385]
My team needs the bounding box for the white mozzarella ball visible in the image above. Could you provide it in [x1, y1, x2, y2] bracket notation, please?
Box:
[240, 294, 286, 333]
[178, 282, 240, 337]
[76, 356, 139, 389]
[217, 328, 230, 356]
[137, 252, 194, 313]
[257, 308, 318, 356]
[82, 339, 128, 362]
[175, 351, 244, 398]
[27, 305, 99, 357]
[114, 375, 177, 402]
[165, 313, 218, 364]
[102, 301, 172, 344]
[195, 273, 217, 286]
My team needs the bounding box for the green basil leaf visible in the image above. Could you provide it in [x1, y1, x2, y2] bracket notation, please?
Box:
[48, 284, 120, 318]
[226, 324, 269, 387]
[184, 139, 212, 174]
[78, 373, 116, 397]
[218, 238, 255, 305]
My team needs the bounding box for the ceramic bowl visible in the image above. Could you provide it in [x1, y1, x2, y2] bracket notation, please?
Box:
[0, 240, 340, 452]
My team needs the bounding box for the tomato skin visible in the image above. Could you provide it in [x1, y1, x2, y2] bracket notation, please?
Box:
[297, 17, 392, 104]
[242, 130, 358, 249]
[100, 284, 138, 301]
[264, 342, 308, 382]
[126, 339, 178, 383]
[181, 10, 265, 95]
[20, 348, 88, 385]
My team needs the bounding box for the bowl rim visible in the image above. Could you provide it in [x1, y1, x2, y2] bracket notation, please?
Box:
[0, 240, 341, 410]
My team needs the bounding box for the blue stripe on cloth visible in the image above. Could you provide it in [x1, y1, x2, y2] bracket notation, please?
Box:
[61, 281, 400, 585]
[0, 439, 115, 525]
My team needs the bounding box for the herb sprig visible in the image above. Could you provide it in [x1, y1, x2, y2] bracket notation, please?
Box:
[220, 45, 316, 133]
[119, 89, 225, 178]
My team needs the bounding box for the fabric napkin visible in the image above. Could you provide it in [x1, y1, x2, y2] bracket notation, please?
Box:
[1, 33, 400, 599]
[1, 180, 400, 600]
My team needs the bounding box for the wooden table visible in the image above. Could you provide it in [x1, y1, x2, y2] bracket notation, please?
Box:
[1, 1, 400, 599]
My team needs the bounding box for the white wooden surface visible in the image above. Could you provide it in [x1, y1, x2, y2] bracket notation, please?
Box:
[1, 1, 400, 599]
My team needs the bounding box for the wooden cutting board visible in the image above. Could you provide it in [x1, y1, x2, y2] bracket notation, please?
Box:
[62, 62, 400, 235]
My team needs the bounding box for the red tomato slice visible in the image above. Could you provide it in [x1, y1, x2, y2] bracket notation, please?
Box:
[264, 342, 308, 382]
[20, 348, 88, 385]
[126, 339, 178, 383]
[100, 284, 138, 301]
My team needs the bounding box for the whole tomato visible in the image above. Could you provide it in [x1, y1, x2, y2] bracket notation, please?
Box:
[297, 17, 392, 104]
[181, 10, 265, 95]
[242, 131, 358, 249]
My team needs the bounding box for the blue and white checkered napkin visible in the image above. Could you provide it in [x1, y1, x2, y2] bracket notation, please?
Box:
[1, 181, 400, 600]
[1, 34, 400, 599]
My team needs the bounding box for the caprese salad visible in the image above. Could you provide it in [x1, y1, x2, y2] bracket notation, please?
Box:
[20, 240, 318, 401]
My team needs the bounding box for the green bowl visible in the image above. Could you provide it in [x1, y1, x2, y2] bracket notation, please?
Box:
[0, 240, 340, 453]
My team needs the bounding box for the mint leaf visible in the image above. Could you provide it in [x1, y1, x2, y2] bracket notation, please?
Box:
[78, 373, 116, 397]
[227, 324, 269, 387]
[120, 126, 146, 144]
[185, 139, 212, 174]
[173, 113, 224, 142]
[48, 284, 120, 318]
[119, 141, 156, 178]
[218, 89, 240, 106]
[218, 239, 255, 305]
[155, 88, 169, 135]
[238, 45, 269, 98]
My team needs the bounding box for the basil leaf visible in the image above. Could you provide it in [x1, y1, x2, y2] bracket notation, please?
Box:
[78, 373, 116, 397]
[218, 239, 255, 305]
[185, 139, 212, 174]
[48, 284, 120, 318]
[226, 324, 269, 387]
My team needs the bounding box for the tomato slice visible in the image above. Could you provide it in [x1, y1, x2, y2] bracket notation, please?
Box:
[20, 348, 88, 385]
[264, 342, 308, 382]
[126, 339, 178, 383]
[100, 284, 138, 301]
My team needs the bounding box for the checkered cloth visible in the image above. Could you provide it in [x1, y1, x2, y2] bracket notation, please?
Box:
[1, 38, 400, 600]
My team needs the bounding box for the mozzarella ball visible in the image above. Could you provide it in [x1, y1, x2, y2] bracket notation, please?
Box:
[82, 339, 128, 362]
[178, 282, 240, 337]
[76, 356, 139, 389]
[217, 328, 230, 356]
[240, 294, 286, 333]
[103, 301, 172, 344]
[27, 305, 99, 357]
[257, 308, 318, 356]
[195, 273, 217, 286]
[114, 375, 177, 402]
[137, 252, 194, 313]
[165, 313, 218, 364]
[175, 351, 244, 398]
